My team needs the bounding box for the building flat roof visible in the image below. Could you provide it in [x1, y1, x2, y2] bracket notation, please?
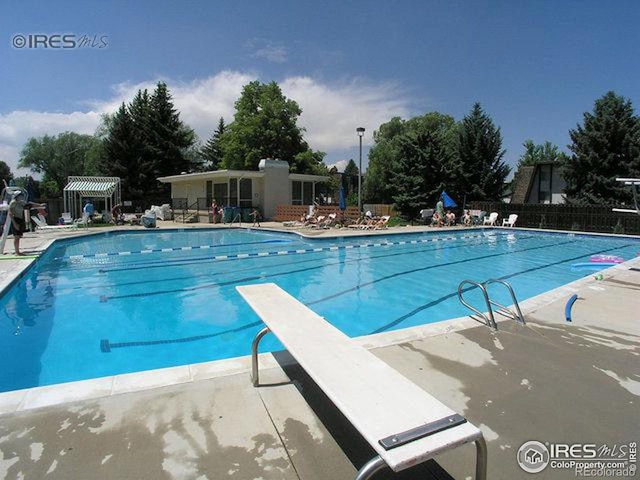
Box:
[158, 170, 328, 183]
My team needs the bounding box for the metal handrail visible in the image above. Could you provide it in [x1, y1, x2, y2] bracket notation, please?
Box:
[457, 280, 498, 329]
[484, 279, 526, 324]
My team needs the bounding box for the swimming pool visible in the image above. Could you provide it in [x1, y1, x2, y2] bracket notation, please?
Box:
[1, 228, 638, 392]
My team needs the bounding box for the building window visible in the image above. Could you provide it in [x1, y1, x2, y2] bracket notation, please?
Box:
[303, 182, 313, 205]
[292, 181, 302, 205]
[239, 178, 252, 207]
[213, 183, 228, 205]
[292, 181, 315, 205]
[206, 181, 212, 205]
[229, 178, 238, 206]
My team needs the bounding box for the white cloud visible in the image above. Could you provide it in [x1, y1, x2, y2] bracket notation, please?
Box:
[0, 110, 102, 176]
[252, 44, 288, 63]
[325, 159, 350, 173]
[0, 71, 411, 178]
[281, 76, 410, 151]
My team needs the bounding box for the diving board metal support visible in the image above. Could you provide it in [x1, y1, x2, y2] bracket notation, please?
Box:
[612, 177, 640, 215]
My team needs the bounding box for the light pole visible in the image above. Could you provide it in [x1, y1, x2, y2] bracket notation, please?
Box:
[356, 127, 365, 213]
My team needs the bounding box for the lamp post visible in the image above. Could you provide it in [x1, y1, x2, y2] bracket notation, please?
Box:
[356, 127, 365, 213]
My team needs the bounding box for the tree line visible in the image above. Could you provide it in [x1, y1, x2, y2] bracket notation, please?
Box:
[5, 85, 639, 215]
[363, 104, 510, 220]
[15, 81, 329, 199]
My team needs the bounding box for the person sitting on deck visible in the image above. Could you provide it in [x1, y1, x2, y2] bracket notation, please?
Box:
[111, 204, 124, 225]
[462, 209, 472, 226]
[431, 211, 444, 227]
[445, 210, 456, 226]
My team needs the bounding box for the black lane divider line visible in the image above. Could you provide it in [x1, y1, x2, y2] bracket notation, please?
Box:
[101, 321, 264, 352]
[305, 239, 574, 307]
[98, 236, 520, 349]
[90, 233, 538, 294]
[370, 242, 636, 334]
[100, 234, 527, 302]
[97, 236, 582, 351]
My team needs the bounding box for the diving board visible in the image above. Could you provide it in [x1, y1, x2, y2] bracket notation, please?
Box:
[237, 283, 487, 480]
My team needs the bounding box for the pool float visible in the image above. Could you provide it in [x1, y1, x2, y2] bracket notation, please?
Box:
[565, 294, 578, 322]
[571, 262, 618, 271]
[590, 254, 624, 263]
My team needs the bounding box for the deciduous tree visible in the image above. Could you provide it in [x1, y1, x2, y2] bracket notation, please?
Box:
[220, 81, 309, 171]
[18, 132, 102, 197]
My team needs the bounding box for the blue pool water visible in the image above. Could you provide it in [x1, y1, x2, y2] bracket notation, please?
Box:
[0, 228, 638, 392]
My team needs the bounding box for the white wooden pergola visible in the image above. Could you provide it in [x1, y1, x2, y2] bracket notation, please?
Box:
[63, 176, 121, 220]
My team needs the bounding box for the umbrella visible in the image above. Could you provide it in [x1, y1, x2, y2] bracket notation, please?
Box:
[440, 191, 457, 208]
[339, 184, 346, 211]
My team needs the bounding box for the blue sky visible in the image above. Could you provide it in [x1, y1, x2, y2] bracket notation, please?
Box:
[1, 0, 639, 176]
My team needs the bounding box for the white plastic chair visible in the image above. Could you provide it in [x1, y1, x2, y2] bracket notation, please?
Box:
[483, 212, 499, 226]
[502, 214, 518, 227]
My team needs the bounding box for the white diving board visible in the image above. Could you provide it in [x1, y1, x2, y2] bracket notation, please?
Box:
[237, 283, 487, 480]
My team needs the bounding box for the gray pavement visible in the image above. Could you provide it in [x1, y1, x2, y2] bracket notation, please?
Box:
[1, 225, 639, 479]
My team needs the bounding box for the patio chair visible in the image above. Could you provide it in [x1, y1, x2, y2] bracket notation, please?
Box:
[32, 214, 78, 232]
[347, 217, 365, 229]
[370, 215, 391, 230]
[483, 212, 498, 226]
[61, 212, 73, 225]
[502, 214, 518, 227]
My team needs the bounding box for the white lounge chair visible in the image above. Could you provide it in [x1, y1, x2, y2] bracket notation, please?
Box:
[61, 212, 73, 225]
[502, 214, 518, 227]
[483, 212, 498, 226]
[32, 214, 78, 232]
[365, 215, 390, 230]
[238, 283, 487, 480]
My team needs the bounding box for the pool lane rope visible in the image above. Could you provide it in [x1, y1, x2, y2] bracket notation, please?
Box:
[69, 232, 493, 262]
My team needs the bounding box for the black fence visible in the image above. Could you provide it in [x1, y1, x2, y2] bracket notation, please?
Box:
[469, 201, 640, 235]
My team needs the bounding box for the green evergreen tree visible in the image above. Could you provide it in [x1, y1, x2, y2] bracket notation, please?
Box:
[103, 103, 144, 198]
[392, 129, 451, 221]
[457, 103, 510, 200]
[200, 117, 226, 170]
[148, 82, 196, 183]
[103, 83, 196, 198]
[564, 91, 640, 205]
[220, 81, 309, 170]
[364, 113, 458, 203]
[342, 159, 359, 195]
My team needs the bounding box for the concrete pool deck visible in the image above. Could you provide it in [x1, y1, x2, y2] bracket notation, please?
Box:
[0, 224, 639, 479]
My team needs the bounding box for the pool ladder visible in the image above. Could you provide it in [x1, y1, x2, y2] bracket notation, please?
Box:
[457, 279, 526, 330]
